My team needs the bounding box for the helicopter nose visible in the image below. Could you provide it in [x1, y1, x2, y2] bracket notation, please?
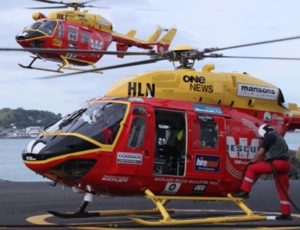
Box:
[15, 35, 25, 41]
[22, 139, 97, 182]
[22, 140, 47, 161]
[16, 30, 45, 43]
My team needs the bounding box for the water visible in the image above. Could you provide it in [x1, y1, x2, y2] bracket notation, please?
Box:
[0, 133, 299, 182]
[0, 139, 48, 182]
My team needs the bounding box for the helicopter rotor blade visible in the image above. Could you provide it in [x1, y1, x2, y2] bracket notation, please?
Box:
[30, 0, 106, 9]
[37, 58, 166, 79]
[203, 35, 300, 53]
[0, 47, 152, 56]
[81, 0, 98, 4]
[204, 54, 300, 61]
[26, 6, 68, 9]
[83, 5, 110, 9]
[32, 0, 66, 5]
[80, 0, 98, 7]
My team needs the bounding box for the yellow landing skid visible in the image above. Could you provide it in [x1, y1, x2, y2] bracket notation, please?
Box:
[58, 55, 102, 74]
[131, 189, 266, 226]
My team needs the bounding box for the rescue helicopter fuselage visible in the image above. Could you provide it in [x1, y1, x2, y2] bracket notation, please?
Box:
[22, 65, 296, 197]
[15, 8, 176, 71]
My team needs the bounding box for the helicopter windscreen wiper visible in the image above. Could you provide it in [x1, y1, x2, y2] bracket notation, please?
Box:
[58, 108, 87, 129]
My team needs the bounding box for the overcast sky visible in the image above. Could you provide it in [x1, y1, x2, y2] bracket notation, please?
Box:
[1, 0, 300, 115]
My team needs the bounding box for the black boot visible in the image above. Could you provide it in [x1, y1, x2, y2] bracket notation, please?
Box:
[233, 190, 249, 199]
[276, 214, 292, 220]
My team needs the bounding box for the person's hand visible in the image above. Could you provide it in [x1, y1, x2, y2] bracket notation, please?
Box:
[246, 160, 255, 166]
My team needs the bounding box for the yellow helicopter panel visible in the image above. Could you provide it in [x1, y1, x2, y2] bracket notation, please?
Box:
[48, 10, 113, 32]
[106, 64, 285, 113]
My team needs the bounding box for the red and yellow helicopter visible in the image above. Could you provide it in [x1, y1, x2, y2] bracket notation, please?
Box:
[18, 34, 300, 225]
[13, 0, 176, 72]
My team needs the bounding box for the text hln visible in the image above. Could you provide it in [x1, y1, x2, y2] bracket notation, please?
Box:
[128, 82, 155, 97]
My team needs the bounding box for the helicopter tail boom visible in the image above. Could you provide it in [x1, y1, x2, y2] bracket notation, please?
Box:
[115, 29, 137, 58]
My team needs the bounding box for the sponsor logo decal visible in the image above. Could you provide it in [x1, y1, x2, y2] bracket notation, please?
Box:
[117, 152, 143, 165]
[53, 39, 62, 47]
[195, 155, 220, 172]
[163, 182, 181, 194]
[237, 83, 278, 100]
[183, 75, 214, 93]
[90, 38, 103, 50]
[127, 82, 155, 97]
[193, 104, 223, 115]
[101, 175, 129, 183]
[25, 155, 37, 161]
[192, 184, 207, 193]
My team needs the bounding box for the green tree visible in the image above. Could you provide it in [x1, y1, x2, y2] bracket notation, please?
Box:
[0, 108, 62, 129]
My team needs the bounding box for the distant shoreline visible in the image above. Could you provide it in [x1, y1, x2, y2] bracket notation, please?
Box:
[0, 137, 34, 139]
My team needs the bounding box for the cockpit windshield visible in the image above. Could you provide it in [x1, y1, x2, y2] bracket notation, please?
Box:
[45, 102, 127, 145]
[27, 20, 57, 36]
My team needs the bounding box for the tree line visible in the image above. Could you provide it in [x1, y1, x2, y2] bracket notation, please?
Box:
[0, 108, 62, 129]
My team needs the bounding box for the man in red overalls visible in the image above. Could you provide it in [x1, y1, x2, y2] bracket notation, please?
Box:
[234, 124, 291, 220]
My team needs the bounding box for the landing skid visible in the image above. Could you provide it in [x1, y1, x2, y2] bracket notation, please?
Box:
[131, 190, 267, 226]
[48, 189, 267, 226]
[48, 209, 173, 219]
[18, 55, 101, 74]
[18, 56, 63, 73]
[18, 63, 63, 73]
[49, 191, 174, 220]
[48, 210, 100, 218]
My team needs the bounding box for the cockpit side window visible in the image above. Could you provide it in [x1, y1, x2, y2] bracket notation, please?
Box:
[127, 106, 147, 148]
[127, 117, 146, 148]
[57, 22, 64, 39]
[197, 115, 218, 148]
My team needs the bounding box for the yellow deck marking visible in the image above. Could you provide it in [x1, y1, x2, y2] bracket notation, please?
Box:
[26, 210, 300, 228]
[26, 214, 54, 225]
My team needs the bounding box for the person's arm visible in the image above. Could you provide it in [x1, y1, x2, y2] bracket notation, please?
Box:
[249, 146, 265, 163]
[249, 132, 276, 164]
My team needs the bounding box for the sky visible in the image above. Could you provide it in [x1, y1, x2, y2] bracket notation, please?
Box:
[1, 0, 300, 115]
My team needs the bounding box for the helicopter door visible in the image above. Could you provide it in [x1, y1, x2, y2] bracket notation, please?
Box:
[122, 105, 155, 177]
[80, 30, 91, 50]
[189, 114, 225, 180]
[153, 109, 186, 176]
